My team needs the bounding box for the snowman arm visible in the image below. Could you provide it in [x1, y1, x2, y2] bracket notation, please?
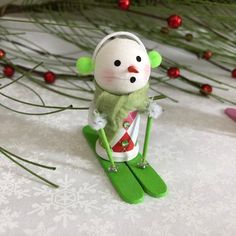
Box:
[88, 109, 107, 130]
[146, 100, 163, 119]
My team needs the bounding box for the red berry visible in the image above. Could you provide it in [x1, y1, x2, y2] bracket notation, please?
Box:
[202, 50, 213, 60]
[0, 49, 6, 59]
[167, 15, 182, 29]
[167, 67, 180, 78]
[44, 71, 56, 84]
[200, 84, 213, 95]
[231, 69, 236, 78]
[3, 65, 15, 78]
[118, 0, 130, 10]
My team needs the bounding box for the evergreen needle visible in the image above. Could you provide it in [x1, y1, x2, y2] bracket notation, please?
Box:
[0, 103, 74, 115]
[0, 91, 89, 110]
[0, 149, 59, 188]
[0, 147, 56, 170]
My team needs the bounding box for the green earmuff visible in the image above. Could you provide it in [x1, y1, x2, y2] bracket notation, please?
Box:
[76, 50, 161, 74]
[148, 50, 162, 68]
[76, 57, 94, 75]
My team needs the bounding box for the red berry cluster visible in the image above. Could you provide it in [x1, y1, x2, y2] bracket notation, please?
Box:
[44, 71, 56, 84]
[0, 49, 6, 59]
[118, 0, 130, 10]
[200, 84, 213, 95]
[202, 50, 213, 60]
[167, 67, 180, 78]
[1, 49, 15, 77]
[231, 69, 236, 79]
[3, 65, 15, 78]
[167, 15, 182, 29]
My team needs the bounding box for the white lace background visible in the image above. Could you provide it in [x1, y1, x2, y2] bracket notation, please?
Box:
[0, 16, 236, 236]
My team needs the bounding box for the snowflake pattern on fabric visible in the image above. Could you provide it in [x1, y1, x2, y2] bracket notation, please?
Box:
[0, 171, 30, 206]
[0, 208, 19, 234]
[77, 218, 115, 236]
[24, 222, 57, 236]
[29, 175, 98, 227]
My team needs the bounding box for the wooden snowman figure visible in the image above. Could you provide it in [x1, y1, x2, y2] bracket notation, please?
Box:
[77, 32, 167, 204]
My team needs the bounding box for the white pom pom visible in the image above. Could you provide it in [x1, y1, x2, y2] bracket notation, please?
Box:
[89, 110, 107, 130]
[147, 100, 163, 119]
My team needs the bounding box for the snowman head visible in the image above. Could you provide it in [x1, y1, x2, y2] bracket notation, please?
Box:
[76, 32, 162, 95]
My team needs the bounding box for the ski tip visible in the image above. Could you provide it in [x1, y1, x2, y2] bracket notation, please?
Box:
[123, 194, 144, 204]
[106, 169, 145, 204]
[152, 187, 168, 198]
[144, 182, 168, 198]
[126, 158, 168, 199]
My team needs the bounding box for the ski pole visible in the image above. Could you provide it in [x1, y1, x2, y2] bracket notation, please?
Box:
[98, 128, 117, 172]
[140, 116, 153, 168]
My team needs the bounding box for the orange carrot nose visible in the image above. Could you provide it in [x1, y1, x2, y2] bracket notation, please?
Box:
[128, 65, 139, 73]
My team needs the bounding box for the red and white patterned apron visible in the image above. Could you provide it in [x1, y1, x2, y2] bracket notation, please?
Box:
[96, 111, 140, 162]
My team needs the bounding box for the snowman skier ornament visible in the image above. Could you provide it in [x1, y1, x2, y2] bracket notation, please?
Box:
[77, 32, 167, 204]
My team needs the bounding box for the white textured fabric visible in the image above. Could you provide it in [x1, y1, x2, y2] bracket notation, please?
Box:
[1, 19, 236, 236]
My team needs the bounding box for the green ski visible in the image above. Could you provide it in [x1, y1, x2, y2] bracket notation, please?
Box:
[126, 155, 167, 197]
[83, 125, 144, 204]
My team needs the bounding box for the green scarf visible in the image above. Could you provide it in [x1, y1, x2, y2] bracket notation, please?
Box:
[94, 82, 149, 142]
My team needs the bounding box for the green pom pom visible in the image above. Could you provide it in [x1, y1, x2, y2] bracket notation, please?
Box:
[148, 50, 162, 68]
[76, 57, 93, 75]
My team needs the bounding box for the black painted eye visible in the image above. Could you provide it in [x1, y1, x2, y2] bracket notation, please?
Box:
[136, 56, 141, 62]
[114, 60, 121, 66]
[130, 77, 136, 83]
